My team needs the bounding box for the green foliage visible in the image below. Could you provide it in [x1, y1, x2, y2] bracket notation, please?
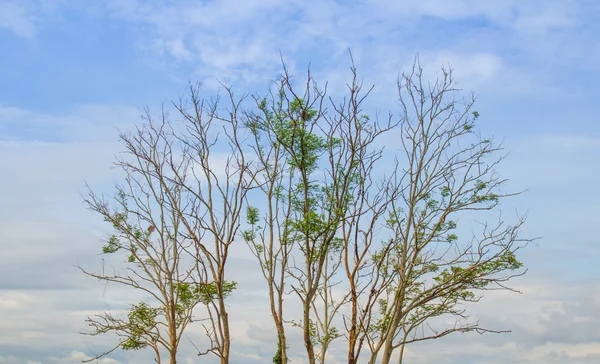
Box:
[246, 206, 260, 225]
[175, 282, 199, 309]
[440, 186, 451, 197]
[273, 98, 327, 173]
[102, 235, 121, 254]
[477, 250, 523, 272]
[319, 326, 341, 346]
[198, 281, 238, 304]
[273, 347, 283, 364]
[121, 302, 158, 350]
[386, 209, 404, 228]
[371, 299, 392, 335]
[432, 251, 523, 290]
[243, 206, 261, 242]
[126, 246, 137, 263]
[242, 229, 255, 242]
[308, 320, 319, 346]
[272, 340, 286, 364]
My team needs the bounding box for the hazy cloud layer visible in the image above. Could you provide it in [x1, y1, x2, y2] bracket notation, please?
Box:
[1, 0, 599, 363]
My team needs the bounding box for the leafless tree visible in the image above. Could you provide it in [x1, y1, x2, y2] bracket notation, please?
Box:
[82, 57, 529, 364]
[81, 84, 257, 364]
[241, 59, 529, 364]
[349, 63, 529, 364]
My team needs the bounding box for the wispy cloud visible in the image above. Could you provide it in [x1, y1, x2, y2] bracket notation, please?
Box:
[0, 2, 36, 38]
[0, 0, 599, 363]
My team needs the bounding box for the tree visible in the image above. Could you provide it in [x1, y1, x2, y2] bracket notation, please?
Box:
[79, 118, 203, 364]
[340, 63, 528, 364]
[81, 84, 257, 364]
[82, 57, 529, 364]
[241, 59, 529, 364]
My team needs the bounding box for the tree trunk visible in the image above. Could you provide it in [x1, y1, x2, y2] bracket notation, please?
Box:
[379, 309, 402, 364]
[277, 323, 288, 363]
[303, 299, 316, 364]
[169, 349, 177, 364]
[220, 309, 230, 364]
[168, 300, 178, 364]
[347, 287, 358, 364]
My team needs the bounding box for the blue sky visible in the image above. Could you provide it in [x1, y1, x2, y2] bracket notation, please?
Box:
[1, 0, 599, 363]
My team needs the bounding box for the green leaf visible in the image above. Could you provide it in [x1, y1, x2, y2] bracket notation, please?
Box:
[102, 235, 121, 254]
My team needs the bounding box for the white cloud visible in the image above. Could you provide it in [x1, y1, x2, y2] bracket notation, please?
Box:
[0, 292, 29, 309]
[50, 351, 121, 364]
[529, 343, 600, 362]
[0, 103, 141, 142]
[419, 52, 505, 88]
[512, 2, 580, 34]
[502, 133, 600, 187]
[0, 96, 598, 364]
[536, 134, 600, 149]
[0, 2, 35, 38]
[0, 0, 71, 39]
[1, 1, 599, 363]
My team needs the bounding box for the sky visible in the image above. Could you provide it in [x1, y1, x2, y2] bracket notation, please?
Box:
[1, 0, 599, 363]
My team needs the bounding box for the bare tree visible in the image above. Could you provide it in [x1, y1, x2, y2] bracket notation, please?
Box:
[243, 66, 351, 364]
[82, 57, 529, 364]
[352, 63, 529, 364]
[242, 68, 329, 364]
[242, 76, 297, 363]
[80, 115, 203, 364]
[81, 84, 257, 364]
[170, 84, 258, 364]
[241, 59, 529, 364]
